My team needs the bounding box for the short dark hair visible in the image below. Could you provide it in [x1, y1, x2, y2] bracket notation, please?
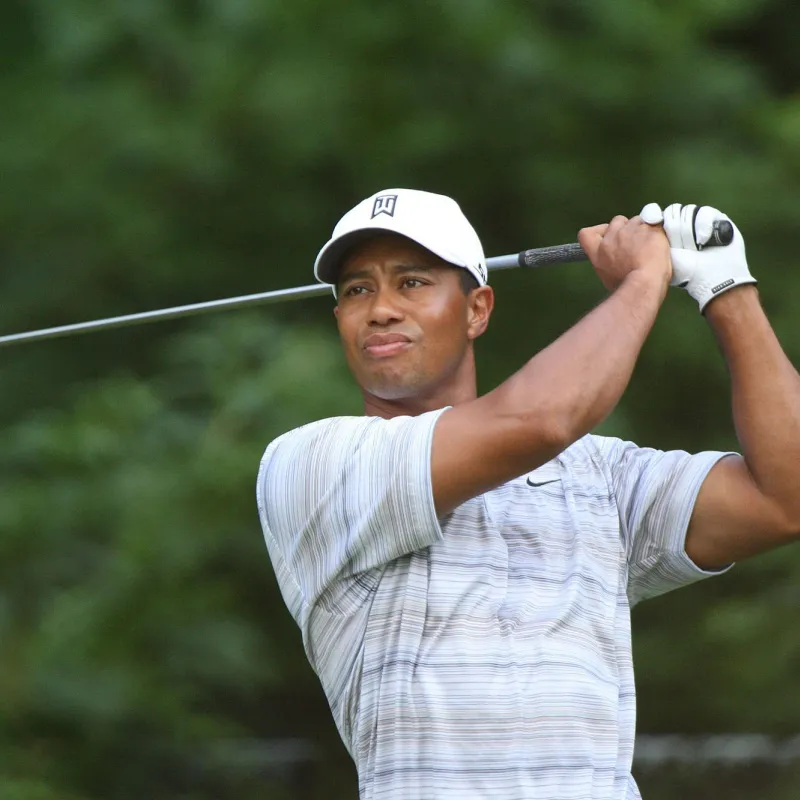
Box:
[457, 267, 479, 295]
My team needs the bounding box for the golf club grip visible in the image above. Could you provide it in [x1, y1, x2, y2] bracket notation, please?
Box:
[512, 218, 734, 270]
[518, 242, 587, 268]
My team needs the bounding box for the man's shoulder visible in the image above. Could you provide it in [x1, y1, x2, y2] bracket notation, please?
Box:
[265, 408, 450, 457]
[260, 410, 446, 473]
[258, 416, 356, 475]
[265, 414, 368, 452]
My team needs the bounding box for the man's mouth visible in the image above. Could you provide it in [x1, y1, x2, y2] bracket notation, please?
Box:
[363, 333, 412, 358]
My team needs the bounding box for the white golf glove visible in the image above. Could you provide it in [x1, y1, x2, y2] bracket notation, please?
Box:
[640, 202, 757, 313]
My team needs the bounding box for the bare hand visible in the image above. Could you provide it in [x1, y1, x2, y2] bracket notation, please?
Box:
[578, 215, 672, 293]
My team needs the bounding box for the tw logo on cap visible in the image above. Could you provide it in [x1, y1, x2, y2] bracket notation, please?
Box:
[371, 194, 398, 218]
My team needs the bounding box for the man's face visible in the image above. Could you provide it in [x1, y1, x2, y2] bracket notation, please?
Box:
[334, 235, 486, 402]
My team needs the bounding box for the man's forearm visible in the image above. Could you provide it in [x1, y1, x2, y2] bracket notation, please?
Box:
[706, 286, 800, 526]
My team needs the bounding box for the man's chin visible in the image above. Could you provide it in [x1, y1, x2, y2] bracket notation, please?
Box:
[350, 357, 438, 403]
[360, 372, 430, 403]
[363, 383, 421, 402]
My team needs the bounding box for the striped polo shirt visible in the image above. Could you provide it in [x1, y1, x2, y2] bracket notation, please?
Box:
[257, 408, 731, 799]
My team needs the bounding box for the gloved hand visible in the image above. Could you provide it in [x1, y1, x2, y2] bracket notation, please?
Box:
[640, 202, 757, 313]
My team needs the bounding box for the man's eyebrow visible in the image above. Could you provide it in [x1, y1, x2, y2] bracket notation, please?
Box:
[338, 268, 371, 284]
[339, 264, 438, 284]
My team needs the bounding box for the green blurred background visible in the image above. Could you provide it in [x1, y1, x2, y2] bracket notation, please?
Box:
[1, 1, 799, 797]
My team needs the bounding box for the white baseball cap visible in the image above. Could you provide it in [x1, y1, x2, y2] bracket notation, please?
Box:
[313, 188, 488, 288]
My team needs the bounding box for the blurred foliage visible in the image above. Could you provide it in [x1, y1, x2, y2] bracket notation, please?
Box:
[1, 0, 800, 797]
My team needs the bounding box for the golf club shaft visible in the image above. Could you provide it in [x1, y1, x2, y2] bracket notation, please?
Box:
[0, 242, 588, 348]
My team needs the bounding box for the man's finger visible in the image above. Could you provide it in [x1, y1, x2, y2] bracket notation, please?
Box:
[606, 215, 629, 236]
[577, 223, 609, 261]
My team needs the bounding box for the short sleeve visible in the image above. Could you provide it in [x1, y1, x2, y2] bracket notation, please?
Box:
[256, 409, 446, 625]
[590, 435, 737, 607]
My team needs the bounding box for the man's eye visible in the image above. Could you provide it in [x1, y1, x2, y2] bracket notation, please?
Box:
[403, 278, 426, 288]
[344, 285, 367, 297]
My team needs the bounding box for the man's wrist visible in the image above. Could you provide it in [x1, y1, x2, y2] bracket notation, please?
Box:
[703, 283, 760, 322]
[620, 265, 670, 303]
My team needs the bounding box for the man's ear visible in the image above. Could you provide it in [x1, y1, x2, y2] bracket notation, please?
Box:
[466, 285, 494, 341]
[334, 305, 339, 319]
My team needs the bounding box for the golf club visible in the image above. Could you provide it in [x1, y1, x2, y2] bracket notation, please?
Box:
[0, 220, 733, 349]
[0, 242, 586, 348]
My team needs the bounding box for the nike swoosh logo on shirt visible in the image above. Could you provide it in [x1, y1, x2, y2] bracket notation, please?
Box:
[526, 477, 560, 487]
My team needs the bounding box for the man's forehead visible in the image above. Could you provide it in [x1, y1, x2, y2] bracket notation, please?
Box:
[339, 235, 445, 276]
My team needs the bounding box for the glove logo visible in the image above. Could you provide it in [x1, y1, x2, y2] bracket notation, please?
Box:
[371, 194, 398, 219]
[712, 278, 735, 295]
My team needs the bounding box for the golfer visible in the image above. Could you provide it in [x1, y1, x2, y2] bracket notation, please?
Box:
[257, 188, 800, 799]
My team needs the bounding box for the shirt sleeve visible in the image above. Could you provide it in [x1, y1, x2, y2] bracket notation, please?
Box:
[256, 409, 447, 625]
[590, 435, 737, 607]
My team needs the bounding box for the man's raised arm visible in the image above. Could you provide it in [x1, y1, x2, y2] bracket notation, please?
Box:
[634, 202, 800, 569]
[432, 214, 672, 515]
[685, 284, 800, 568]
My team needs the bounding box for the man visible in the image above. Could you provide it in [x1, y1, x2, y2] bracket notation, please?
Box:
[257, 188, 800, 799]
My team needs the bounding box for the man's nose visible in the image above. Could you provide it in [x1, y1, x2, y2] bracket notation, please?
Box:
[368, 287, 405, 326]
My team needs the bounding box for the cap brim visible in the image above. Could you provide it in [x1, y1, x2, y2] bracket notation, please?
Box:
[314, 227, 413, 285]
